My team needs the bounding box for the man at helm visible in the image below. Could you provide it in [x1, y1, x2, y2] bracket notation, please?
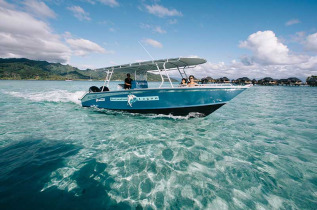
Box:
[124, 73, 133, 89]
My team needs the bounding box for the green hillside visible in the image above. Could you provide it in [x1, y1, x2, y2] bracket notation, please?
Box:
[0, 58, 176, 81]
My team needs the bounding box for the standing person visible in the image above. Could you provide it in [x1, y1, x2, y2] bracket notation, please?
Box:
[187, 75, 197, 87]
[124, 73, 133, 89]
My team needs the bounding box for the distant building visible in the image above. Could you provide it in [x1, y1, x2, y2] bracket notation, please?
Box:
[200, 76, 215, 84]
[233, 77, 252, 85]
[200, 76, 308, 86]
[278, 79, 289, 85]
[306, 75, 317, 86]
[258, 77, 277, 85]
[206, 76, 215, 82]
[287, 77, 302, 86]
[277, 77, 302, 86]
[216, 77, 230, 83]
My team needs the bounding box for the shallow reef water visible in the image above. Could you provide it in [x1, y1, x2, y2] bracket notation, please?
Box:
[0, 80, 316, 209]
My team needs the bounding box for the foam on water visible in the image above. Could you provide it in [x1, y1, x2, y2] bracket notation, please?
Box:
[3, 90, 85, 104]
[90, 106, 204, 120]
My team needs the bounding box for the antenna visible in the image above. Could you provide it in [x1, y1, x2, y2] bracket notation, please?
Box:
[138, 41, 154, 61]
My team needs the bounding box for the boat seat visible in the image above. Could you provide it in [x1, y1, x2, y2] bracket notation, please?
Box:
[100, 86, 110, 92]
[117, 84, 124, 89]
[89, 86, 101, 93]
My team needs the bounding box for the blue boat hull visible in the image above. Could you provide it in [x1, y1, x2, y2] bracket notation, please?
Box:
[80, 87, 246, 116]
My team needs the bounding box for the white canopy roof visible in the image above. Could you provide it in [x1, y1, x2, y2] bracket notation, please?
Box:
[95, 57, 206, 73]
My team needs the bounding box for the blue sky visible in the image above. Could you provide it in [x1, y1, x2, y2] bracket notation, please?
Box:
[0, 0, 316, 79]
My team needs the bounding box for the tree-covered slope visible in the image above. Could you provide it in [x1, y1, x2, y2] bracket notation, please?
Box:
[0, 58, 176, 81]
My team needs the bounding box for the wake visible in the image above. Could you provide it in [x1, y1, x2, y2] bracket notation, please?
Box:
[91, 107, 204, 120]
[4, 89, 204, 119]
[3, 90, 86, 105]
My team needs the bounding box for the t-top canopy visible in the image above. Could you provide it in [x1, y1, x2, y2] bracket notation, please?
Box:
[95, 57, 207, 73]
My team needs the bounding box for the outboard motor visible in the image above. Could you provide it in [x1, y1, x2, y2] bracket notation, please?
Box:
[100, 86, 110, 92]
[89, 86, 101, 93]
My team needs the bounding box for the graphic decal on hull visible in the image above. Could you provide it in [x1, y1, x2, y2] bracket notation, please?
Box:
[110, 95, 159, 107]
[127, 94, 137, 107]
[96, 98, 105, 102]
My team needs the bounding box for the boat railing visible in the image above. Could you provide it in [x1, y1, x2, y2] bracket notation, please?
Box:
[196, 83, 234, 87]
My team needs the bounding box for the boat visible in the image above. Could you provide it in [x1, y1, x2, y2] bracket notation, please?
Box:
[80, 57, 251, 116]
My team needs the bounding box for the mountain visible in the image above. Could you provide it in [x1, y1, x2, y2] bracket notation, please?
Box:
[0, 58, 176, 81]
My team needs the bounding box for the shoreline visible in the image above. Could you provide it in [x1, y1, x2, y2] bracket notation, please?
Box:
[0, 79, 315, 86]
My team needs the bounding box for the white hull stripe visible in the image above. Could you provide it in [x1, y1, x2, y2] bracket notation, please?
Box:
[110, 96, 159, 102]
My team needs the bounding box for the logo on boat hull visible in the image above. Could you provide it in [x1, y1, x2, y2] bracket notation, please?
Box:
[127, 94, 137, 107]
[96, 98, 105, 102]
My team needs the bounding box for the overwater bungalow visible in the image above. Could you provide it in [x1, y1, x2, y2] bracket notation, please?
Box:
[216, 77, 230, 83]
[232, 77, 252, 85]
[258, 77, 277, 85]
[287, 77, 302, 86]
[278, 79, 289, 85]
[277, 77, 302, 86]
[306, 75, 317, 86]
[200, 76, 215, 84]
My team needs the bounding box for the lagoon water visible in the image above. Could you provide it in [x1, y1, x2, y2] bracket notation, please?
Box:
[0, 80, 316, 209]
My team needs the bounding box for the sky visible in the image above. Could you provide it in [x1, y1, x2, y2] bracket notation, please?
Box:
[0, 0, 316, 80]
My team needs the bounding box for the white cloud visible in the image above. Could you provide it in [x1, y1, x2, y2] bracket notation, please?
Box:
[232, 31, 317, 79]
[82, 0, 119, 7]
[99, 20, 114, 25]
[297, 56, 317, 69]
[63, 31, 72, 39]
[173, 32, 317, 80]
[140, 24, 166, 34]
[66, 38, 108, 56]
[290, 31, 306, 43]
[142, 38, 163, 48]
[0, 6, 70, 63]
[183, 61, 235, 79]
[305, 32, 317, 51]
[154, 26, 166, 34]
[98, 0, 119, 7]
[285, 19, 300, 26]
[168, 19, 178, 24]
[0, 0, 15, 9]
[176, 45, 317, 80]
[0, 4, 110, 63]
[70, 63, 96, 70]
[22, 0, 56, 19]
[83, 0, 96, 5]
[145, 4, 182, 18]
[67, 6, 90, 21]
[109, 27, 116, 32]
[140, 23, 151, 29]
[239, 30, 304, 65]
[186, 60, 316, 80]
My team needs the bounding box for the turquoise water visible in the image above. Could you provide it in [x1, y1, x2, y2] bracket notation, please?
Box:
[0, 80, 316, 209]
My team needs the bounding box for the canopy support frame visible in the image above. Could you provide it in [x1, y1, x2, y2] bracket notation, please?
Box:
[102, 67, 114, 91]
[97, 57, 206, 90]
[156, 63, 164, 88]
[163, 62, 174, 88]
[156, 62, 174, 88]
[177, 66, 188, 80]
